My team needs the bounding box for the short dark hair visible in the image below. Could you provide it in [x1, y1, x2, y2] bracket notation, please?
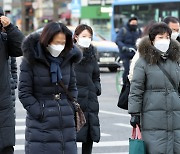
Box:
[73, 24, 93, 43]
[40, 22, 73, 55]
[148, 22, 172, 42]
[163, 16, 179, 24]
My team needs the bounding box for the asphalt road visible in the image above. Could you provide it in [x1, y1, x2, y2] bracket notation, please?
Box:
[15, 57, 131, 154]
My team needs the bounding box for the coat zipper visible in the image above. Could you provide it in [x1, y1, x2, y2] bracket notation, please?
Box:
[56, 83, 65, 154]
[57, 101, 65, 154]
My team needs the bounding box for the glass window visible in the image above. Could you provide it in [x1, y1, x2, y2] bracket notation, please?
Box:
[113, 2, 180, 30]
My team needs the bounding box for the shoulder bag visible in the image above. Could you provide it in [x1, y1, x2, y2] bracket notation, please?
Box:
[59, 81, 86, 132]
[117, 77, 130, 110]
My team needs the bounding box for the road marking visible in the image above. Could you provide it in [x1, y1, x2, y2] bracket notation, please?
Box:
[99, 110, 130, 117]
[15, 140, 129, 150]
[94, 153, 128, 154]
[16, 119, 25, 123]
[101, 133, 111, 136]
[16, 134, 24, 140]
[114, 123, 131, 128]
[15, 133, 110, 140]
[15, 126, 25, 131]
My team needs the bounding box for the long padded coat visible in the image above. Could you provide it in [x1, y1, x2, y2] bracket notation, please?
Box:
[74, 45, 101, 142]
[18, 33, 82, 154]
[128, 37, 180, 154]
[0, 24, 23, 149]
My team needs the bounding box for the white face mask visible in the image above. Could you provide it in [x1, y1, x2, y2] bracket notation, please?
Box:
[154, 39, 170, 53]
[47, 44, 65, 57]
[171, 32, 179, 40]
[77, 37, 91, 48]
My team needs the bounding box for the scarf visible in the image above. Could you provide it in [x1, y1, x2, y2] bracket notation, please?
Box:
[47, 54, 63, 83]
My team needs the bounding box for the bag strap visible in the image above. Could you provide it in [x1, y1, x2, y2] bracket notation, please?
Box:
[132, 125, 142, 139]
[157, 63, 177, 91]
[59, 81, 75, 103]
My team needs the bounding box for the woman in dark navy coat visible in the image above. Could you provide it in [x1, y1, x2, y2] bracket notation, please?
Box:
[73, 24, 101, 154]
[18, 22, 82, 154]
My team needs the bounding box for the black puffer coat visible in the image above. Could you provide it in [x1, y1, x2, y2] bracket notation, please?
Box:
[9, 57, 17, 104]
[18, 33, 82, 154]
[74, 45, 101, 142]
[0, 24, 23, 149]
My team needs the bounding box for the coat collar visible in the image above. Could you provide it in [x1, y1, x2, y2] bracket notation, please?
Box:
[138, 36, 180, 64]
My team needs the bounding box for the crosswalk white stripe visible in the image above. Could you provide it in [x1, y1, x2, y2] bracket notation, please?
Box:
[15, 133, 111, 140]
[15, 126, 25, 131]
[94, 153, 128, 154]
[15, 140, 129, 150]
[16, 119, 25, 122]
[99, 110, 130, 117]
[114, 123, 131, 128]
[16, 134, 24, 140]
[101, 133, 111, 136]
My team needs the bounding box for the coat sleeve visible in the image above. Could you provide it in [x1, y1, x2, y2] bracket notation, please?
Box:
[18, 59, 42, 120]
[115, 28, 126, 51]
[10, 57, 18, 89]
[68, 64, 78, 99]
[92, 60, 101, 96]
[4, 24, 24, 57]
[128, 58, 146, 114]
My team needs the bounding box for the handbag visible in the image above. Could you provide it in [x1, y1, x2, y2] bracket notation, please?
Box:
[59, 81, 86, 132]
[129, 125, 146, 154]
[117, 77, 130, 110]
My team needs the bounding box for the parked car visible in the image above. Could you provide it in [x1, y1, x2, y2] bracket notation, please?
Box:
[35, 26, 120, 72]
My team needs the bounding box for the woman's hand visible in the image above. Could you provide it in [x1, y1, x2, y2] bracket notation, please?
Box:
[0, 16, 10, 27]
[130, 114, 140, 128]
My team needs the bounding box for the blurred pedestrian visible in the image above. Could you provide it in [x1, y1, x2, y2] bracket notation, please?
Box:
[163, 16, 180, 42]
[0, 7, 24, 154]
[73, 24, 101, 154]
[128, 20, 156, 81]
[18, 22, 82, 154]
[115, 16, 141, 85]
[128, 22, 180, 154]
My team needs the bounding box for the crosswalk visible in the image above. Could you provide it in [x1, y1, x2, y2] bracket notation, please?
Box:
[14, 113, 131, 154]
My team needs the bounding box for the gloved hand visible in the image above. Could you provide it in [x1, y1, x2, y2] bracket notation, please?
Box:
[122, 46, 130, 52]
[130, 114, 140, 128]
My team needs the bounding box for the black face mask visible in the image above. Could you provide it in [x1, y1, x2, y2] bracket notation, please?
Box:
[129, 24, 137, 31]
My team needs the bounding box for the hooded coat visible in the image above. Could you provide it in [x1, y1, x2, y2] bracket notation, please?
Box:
[74, 45, 101, 142]
[18, 33, 82, 154]
[115, 23, 141, 59]
[128, 36, 180, 154]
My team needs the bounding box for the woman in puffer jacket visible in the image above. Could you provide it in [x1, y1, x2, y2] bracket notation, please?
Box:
[18, 22, 82, 154]
[128, 22, 180, 154]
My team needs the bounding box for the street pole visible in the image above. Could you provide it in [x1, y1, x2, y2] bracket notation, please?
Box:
[53, 0, 61, 21]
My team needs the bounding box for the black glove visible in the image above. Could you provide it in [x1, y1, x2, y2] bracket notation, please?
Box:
[130, 114, 140, 128]
[122, 46, 130, 52]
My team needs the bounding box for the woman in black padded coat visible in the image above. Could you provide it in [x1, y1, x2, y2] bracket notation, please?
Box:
[73, 24, 101, 154]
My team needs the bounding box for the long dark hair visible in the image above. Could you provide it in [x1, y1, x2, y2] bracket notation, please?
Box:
[73, 24, 93, 43]
[40, 22, 73, 54]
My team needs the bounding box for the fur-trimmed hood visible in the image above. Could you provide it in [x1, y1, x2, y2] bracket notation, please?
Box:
[21, 32, 82, 65]
[138, 36, 180, 64]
